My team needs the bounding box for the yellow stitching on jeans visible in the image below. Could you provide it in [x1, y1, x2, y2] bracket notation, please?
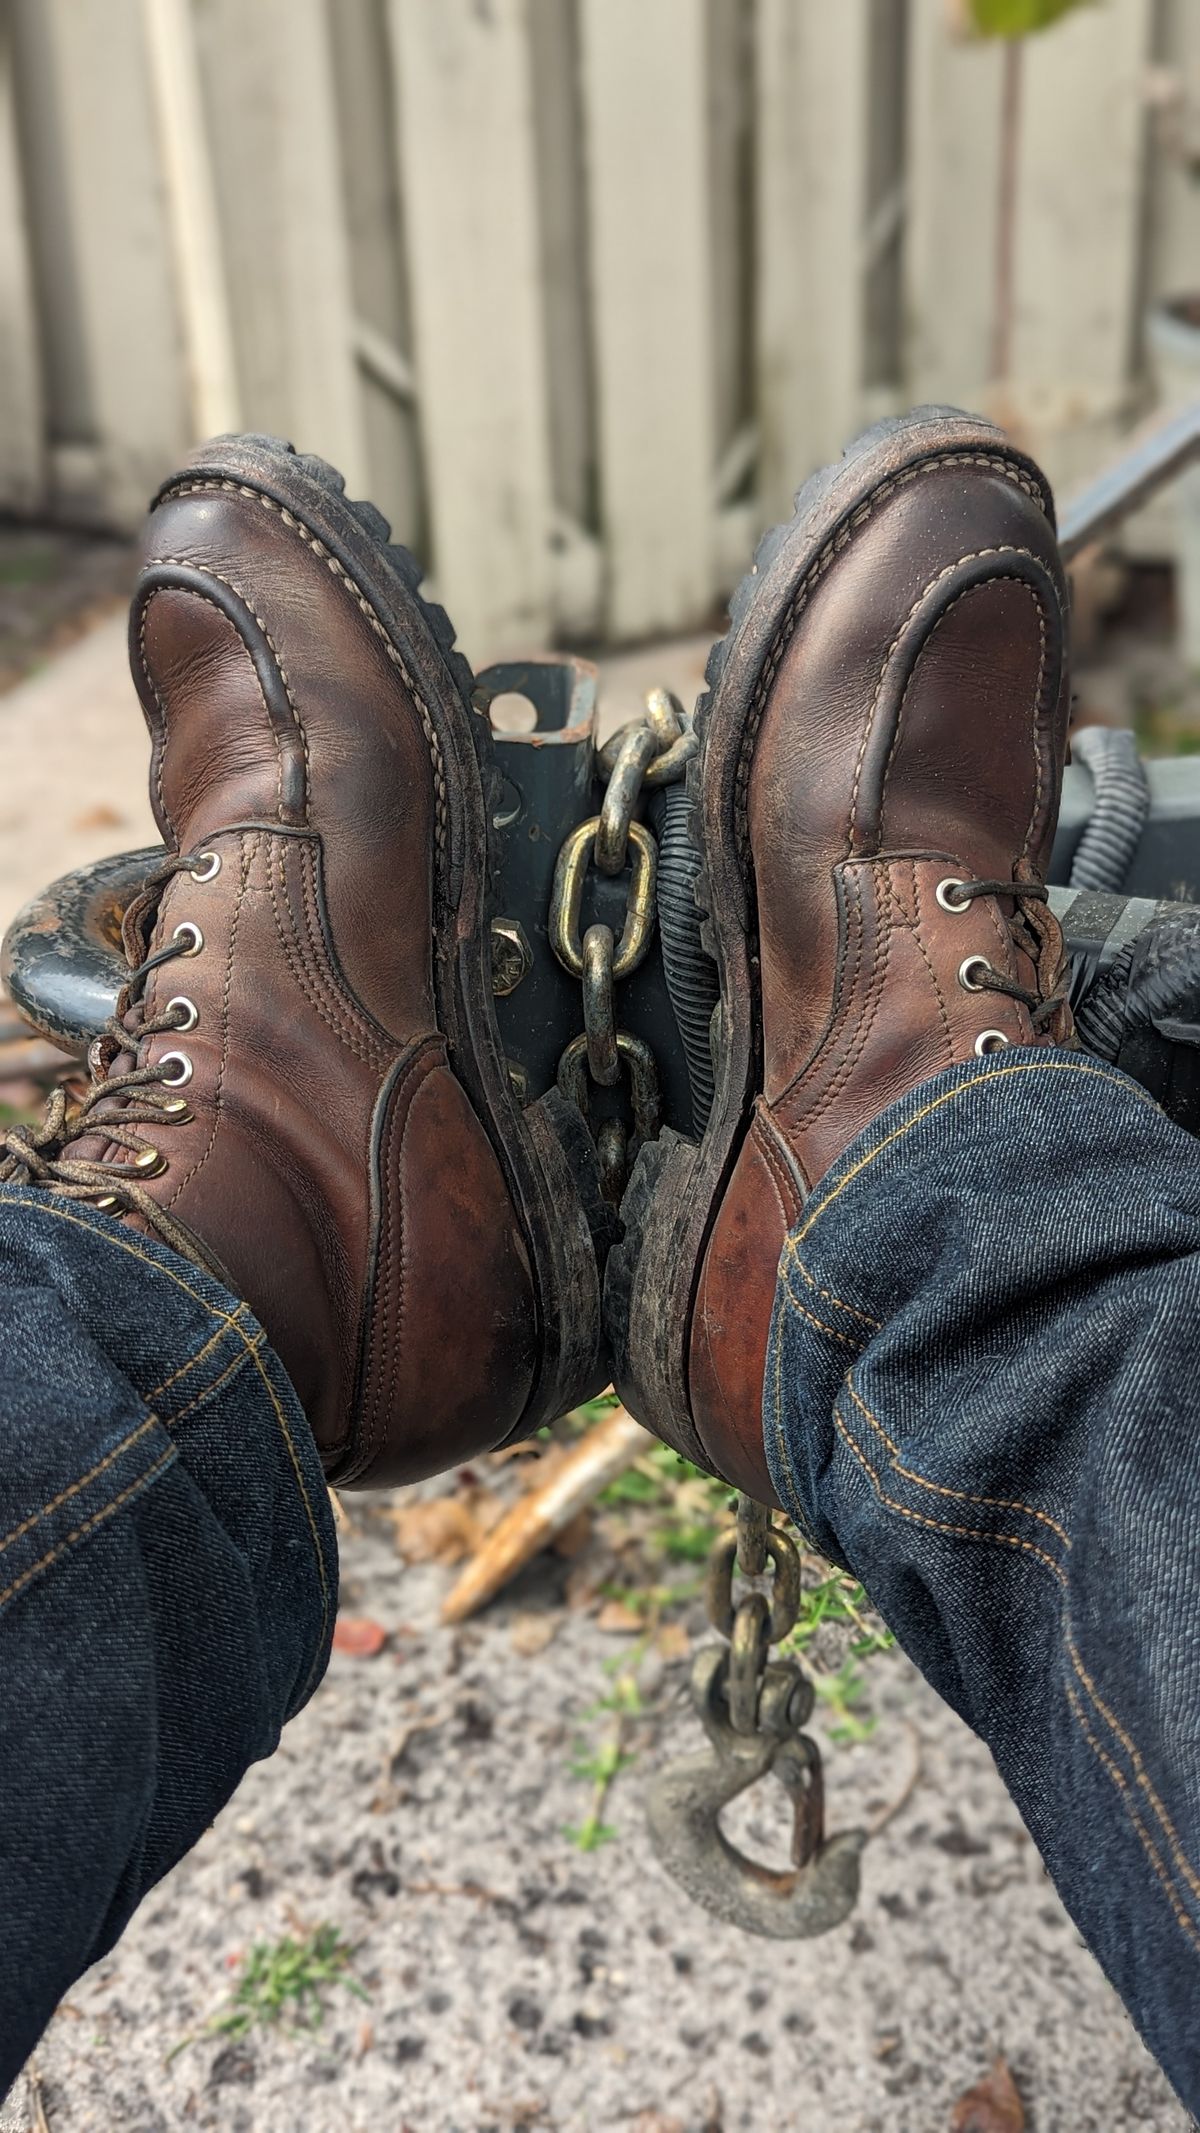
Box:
[784, 1251, 881, 1329]
[0, 1445, 176, 1610]
[1066, 1628, 1200, 1906]
[167, 1331, 265, 1428]
[813, 1359, 1200, 1929]
[795, 1061, 1159, 1244]
[0, 1194, 332, 1681]
[0, 1416, 159, 1559]
[1066, 1682, 1200, 1950]
[145, 1305, 247, 1401]
[830, 1398, 1067, 1577]
[784, 1294, 865, 1351]
[846, 1377, 1072, 1549]
[768, 1304, 822, 1556]
[834, 1382, 1200, 1920]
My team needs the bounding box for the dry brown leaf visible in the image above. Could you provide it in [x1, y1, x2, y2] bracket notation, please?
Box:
[509, 1611, 559, 1658]
[655, 1621, 690, 1663]
[564, 1552, 616, 1611]
[596, 1599, 643, 1635]
[388, 1496, 482, 1565]
[950, 2056, 1025, 2133]
[71, 802, 124, 831]
[472, 1491, 509, 1537]
[552, 1509, 593, 1559]
[332, 1615, 387, 1658]
[519, 1441, 573, 1489]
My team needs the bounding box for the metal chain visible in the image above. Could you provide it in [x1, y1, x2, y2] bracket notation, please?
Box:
[548, 686, 696, 1203]
[705, 1494, 806, 1739]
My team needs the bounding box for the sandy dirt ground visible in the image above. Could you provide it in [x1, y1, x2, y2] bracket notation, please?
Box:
[0, 612, 1192, 2132]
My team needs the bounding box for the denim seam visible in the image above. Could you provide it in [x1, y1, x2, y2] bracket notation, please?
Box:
[785, 1294, 866, 1353]
[0, 1415, 160, 1558]
[144, 1302, 248, 1402]
[823, 1382, 1200, 1931]
[0, 1444, 177, 1614]
[845, 1376, 1072, 1549]
[767, 1306, 823, 1557]
[0, 1192, 332, 1688]
[1065, 1682, 1200, 1952]
[781, 1250, 882, 1330]
[795, 1060, 1160, 1245]
[166, 1330, 265, 1428]
[827, 1396, 1066, 1575]
[1065, 1627, 1200, 1908]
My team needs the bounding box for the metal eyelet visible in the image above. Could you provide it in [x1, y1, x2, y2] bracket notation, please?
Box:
[94, 1194, 119, 1212]
[161, 1096, 190, 1117]
[975, 1030, 1010, 1056]
[172, 921, 204, 957]
[132, 1145, 166, 1177]
[165, 994, 198, 1032]
[157, 1050, 194, 1087]
[189, 850, 221, 882]
[936, 877, 970, 912]
[958, 956, 990, 992]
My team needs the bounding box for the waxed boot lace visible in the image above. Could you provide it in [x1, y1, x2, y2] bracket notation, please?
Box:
[941, 876, 1067, 1033]
[0, 850, 214, 1260]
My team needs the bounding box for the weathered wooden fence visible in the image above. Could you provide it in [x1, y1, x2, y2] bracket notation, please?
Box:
[1, 0, 1198, 663]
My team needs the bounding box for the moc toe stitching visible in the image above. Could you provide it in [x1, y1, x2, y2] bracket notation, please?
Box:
[152, 477, 451, 867]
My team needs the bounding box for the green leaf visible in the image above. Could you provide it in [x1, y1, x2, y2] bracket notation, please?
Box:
[966, 0, 1094, 35]
[564, 1818, 617, 1852]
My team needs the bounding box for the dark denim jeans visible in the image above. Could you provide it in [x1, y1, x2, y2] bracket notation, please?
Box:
[766, 1048, 1200, 2115]
[3, 1049, 1200, 2110]
[0, 1183, 336, 2091]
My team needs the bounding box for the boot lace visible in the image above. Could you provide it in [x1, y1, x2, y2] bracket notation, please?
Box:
[936, 875, 1067, 1044]
[0, 848, 220, 1258]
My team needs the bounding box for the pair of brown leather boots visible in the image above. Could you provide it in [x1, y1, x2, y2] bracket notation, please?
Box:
[1, 409, 1073, 1507]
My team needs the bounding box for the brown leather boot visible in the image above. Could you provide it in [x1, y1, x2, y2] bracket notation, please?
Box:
[2, 436, 603, 1484]
[606, 408, 1074, 1502]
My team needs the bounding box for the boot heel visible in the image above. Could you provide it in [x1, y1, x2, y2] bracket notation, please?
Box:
[520, 1090, 608, 1424]
[605, 1126, 710, 1467]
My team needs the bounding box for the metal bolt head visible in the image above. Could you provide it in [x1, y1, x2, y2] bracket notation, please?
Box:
[491, 916, 533, 996]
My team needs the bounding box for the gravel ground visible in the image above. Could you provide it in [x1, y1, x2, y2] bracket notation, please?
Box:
[0, 609, 1194, 2132]
[7, 1476, 1189, 2133]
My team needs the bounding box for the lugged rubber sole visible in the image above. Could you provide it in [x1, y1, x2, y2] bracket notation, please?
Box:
[153, 433, 605, 1439]
[604, 405, 1051, 1470]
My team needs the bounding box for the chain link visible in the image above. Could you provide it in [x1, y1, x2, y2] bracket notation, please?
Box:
[706, 1496, 808, 1743]
[548, 687, 691, 1203]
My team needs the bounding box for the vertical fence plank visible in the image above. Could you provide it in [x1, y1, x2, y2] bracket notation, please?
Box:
[387, 0, 552, 662]
[0, 0, 43, 512]
[14, 0, 187, 528]
[1008, 0, 1154, 490]
[755, 0, 870, 523]
[579, 0, 716, 640]
[1147, 0, 1200, 307]
[141, 0, 240, 440]
[193, 0, 367, 494]
[904, 0, 1005, 411]
[326, 0, 422, 552]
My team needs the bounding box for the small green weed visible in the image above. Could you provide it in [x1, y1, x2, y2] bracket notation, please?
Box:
[599, 1442, 732, 1567]
[0, 546, 57, 589]
[565, 1662, 644, 1851]
[779, 1570, 896, 1749]
[184, 1924, 366, 2052]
